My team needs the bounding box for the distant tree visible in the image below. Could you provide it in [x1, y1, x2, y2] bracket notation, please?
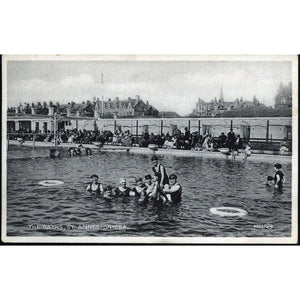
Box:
[49, 101, 54, 107]
[55, 102, 60, 107]
[43, 101, 47, 108]
[31, 102, 35, 107]
[71, 101, 75, 107]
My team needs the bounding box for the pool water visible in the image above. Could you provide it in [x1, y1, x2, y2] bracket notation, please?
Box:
[6, 145, 292, 237]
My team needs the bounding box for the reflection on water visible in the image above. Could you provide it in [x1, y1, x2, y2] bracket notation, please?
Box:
[6, 145, 292, 237]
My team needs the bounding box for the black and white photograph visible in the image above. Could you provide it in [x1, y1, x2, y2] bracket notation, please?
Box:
[1, 55, 298, 243]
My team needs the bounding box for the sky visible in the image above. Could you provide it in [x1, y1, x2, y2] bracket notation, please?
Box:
[7, 60, 292, 115]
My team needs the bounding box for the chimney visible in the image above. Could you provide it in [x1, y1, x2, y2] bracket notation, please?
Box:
[146, 100, 149, 106]
[15, 108, 19, 114]
[48, 106, 54, 116]
[136, 95, 140, 100]
[66, 107, 71, 117]
[31, 107, 36, 115]
[76, 111, 80, 117]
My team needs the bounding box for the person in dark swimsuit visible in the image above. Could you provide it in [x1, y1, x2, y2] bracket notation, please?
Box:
[151, 156, 169, 189]
[86, 174, 104, 195]
[131, 177, 145, 197]
[163, 174, 182, 203]
[103, 185, 114, 200]
[274, 163, 285, 190]
[266, 176, 275, 187]
[115, 178, 131, 197]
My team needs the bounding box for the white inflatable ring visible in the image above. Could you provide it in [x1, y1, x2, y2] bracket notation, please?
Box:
[39, 180, 64, 187]
[210, 206, 248, 217]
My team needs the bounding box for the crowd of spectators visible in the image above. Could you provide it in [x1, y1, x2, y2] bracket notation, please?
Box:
[8, 127, 253, 152]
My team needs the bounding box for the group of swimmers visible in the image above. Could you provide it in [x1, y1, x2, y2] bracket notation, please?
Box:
[266, 163, 285, 191]
[86, 156, 182, 204]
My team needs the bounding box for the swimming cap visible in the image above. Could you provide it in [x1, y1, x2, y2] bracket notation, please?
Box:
[274, 163, 282, 169]
[169, 174, 177, 180]
[151, 156, 158, 161]
[120, 178, 126, 183]
[145, 175, 152, 180]
[90, 174, 99, 178]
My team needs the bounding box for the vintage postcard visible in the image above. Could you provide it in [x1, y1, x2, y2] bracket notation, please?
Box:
[1, 55, 298, 244]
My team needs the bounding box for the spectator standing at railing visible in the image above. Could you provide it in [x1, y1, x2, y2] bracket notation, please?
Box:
[184, 127, 190, 140]
[218, 132, 227, 148]
[227, 128, 236, 151]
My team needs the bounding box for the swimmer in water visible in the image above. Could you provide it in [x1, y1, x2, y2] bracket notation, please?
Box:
[243, 141, 251, 161]
[144, 175, 153, 189]
[131, 177, 145, 197]
[163, 174, 182, 204]
[274, 163, 285, 190]
[103, 185, 114, 199]
[115, 178, 131, 197]
[86, 174, 104, 195]
[138, 188, 149, 203]
[266, 176, 275, 187]
[145, 175, 160, 200]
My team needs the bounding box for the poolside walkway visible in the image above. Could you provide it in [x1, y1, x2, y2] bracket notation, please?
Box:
[7, 140, 292, 163]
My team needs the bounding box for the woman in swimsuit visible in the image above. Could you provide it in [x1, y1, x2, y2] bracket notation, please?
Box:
[115, 178, 131, 197]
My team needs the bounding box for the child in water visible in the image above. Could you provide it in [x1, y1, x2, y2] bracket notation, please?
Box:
[243, 141, 251, 161]
[138, 188, 149, 203]
[103, 185, 114, 199]
[266, 176, 275, 187]
[145, 175, 160, 200]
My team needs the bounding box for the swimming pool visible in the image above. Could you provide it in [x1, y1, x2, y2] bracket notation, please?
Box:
[6, 145, 292, 237]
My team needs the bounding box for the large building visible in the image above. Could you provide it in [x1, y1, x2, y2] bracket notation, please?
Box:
[8, 95, 159, 119]
[94, 95, 159, 118]
[194, 87, 261, 117]
[274, 82, 292, 109]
